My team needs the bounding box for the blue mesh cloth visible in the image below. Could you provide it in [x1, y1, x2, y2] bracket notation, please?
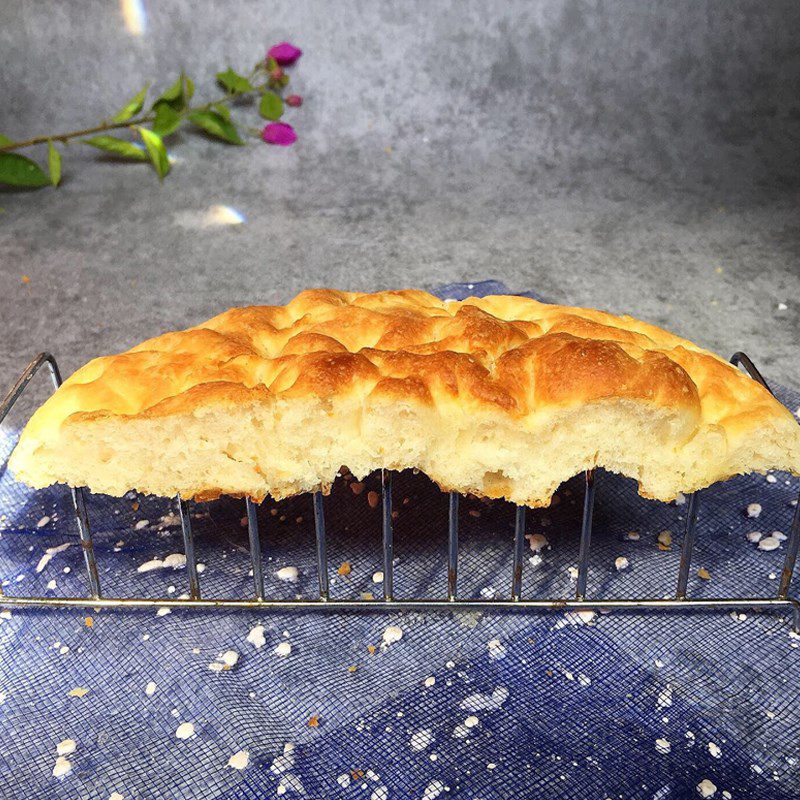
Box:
[0, 282, 798, 800]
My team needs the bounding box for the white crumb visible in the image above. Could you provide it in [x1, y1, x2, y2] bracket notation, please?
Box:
[758, 536, 780, 551]
[227, 750, 249, 770]
[746, 531, 763, 543]
[461, 687, 509, 711]
[615, 556, 629, 571]
[578, 674, 591, 686]
[625, 531, 640, 541]
[337, 774, 351, 788]
[46, 579, 57, 590]
[220, 650, 239, 667]
[36, 543, 71, 573]
[274, 641, 292, 657]
[382, 625, 403, 646]
[567, 566, 578, 580]
[109, 793, 124, 800]
[655, 738, 671, 754]
[708, 742, 722, 758]
[145, 681, 157, 696]
[675, 492, 686, 505]
[196, 563, 206, 573]
[697, 779, 717, 798]
[175, 722, 195, 740]
[424, 676, 435, 688]
[526, 533, 548, 552]
[773, 530, 787, 541]
[135, 519, 149, 530]
[156, 607, 171, 617]
[372, 571, 384, 583]
[37, 515, 51, 528]
[464, 715, 479, 728]
[137, 553, 186, 573]
[747, 503, 762, 518]
[276, 566, 299, 583]
[766, 474, 777, 483]
[52, 756, 72, 777]
[247, 625, 266, 649]
[56, 739, 76, 756]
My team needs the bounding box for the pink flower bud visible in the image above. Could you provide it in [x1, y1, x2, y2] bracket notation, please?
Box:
[267, 42, 303, 66]
[285, 94, 303, 107]
[262, 122, 297, 146]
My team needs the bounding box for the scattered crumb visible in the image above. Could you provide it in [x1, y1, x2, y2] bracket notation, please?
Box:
[67, 687, 89, 698]
[37, 516, 51, 528]
[382, 625, 403, 646]
[274, 641, 292, 657]
[337, 774, 351, 788]
[758, 536, 781, 551]
[697, 568, 711, 580]
[766, 474, 777, 484]
[367, 644, 377, 655]
[36, 542, 71, 573]
[655, 738, 671, 754]
[525, 533, 548, 552]
[747, 503, 762, 518]
[746, 531, 763, 543]
[372, 571, 384, 584]
[708, 742, 722, 759]
[367, 491, 380, 509]
[614, 556, 629, 571]
[145, 681, 157, 696]
[84, 616, 94, 628]
[567, 566, 578, 580]
[56, 739, 76, 756]
[424, 676, 435, 688]
[350, 482, 365, 495]
[52, 756, 72, 777]
[109, 793, 124, 800]
[338, 562, 352, 577]
[308, 715, 319, 728]
[228, 750, 249, 770]
[468, 509, 481, 518]
[675, 492, 686, 505]
[697, 779, 717, 798]
[175, 722, 195, 740]
[247, 625, 266, 649]
[134, 519, 150, 530]
[156, 607, 171, 617]
[658, 531, 672, 549]
[464, 715, 479, 728]
[276, 566, 299, 583]
[625, 531, 640, 541]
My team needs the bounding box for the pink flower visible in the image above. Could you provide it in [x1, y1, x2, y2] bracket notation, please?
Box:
[267, 42, 302, 66]
[285, 94, 303, 107]
[262, 122, 297, 146]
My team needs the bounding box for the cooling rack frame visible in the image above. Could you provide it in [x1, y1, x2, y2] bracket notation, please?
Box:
[0, 351, 798, 630]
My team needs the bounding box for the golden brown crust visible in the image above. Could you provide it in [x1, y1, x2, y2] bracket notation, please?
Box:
[9, 289, 800, 506]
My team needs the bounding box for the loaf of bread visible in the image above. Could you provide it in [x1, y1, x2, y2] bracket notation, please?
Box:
[9, 289, 800, 507]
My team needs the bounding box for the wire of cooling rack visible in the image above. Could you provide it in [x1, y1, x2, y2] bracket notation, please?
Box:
[0, 351, 798, 630]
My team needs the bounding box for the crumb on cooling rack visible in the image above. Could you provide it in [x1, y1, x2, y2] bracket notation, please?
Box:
[747, 502, 762, 518]
[526, 533, 548, 552]
[655, 737, 671, 754]
[367, 491, 380, 509]
[228, 750, 249, 770]
[276, 566, 299, 582]
[145, 681, 157, 696]
[372, 571, 384, 584]
[209, 650, 239, 671]
[175, 722, 195, 740]
[274, 641, 292, 657]
[625, 531, 640, 541]
[697, 567, 711, 580]
[758, 535, 781, 551]
[308, 715, 319, 728]
[367, 644, 377, 654]
[350, 481, 365, 496]
[382, 625, 403, 646]
[337, 561, 352, 576]
[615, 556, 629, 571]
[657, 530, 672, 550]
[247, 624, 266, 649]
[67, 687, 89, 698]
[696, 779, 717, 798]
[84, 616, 93, 628]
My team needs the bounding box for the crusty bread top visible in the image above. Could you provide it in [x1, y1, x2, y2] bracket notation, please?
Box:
[10, 289, 800, 505]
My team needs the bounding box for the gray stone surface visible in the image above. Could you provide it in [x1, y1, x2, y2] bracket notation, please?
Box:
[1, 0, 798, 397]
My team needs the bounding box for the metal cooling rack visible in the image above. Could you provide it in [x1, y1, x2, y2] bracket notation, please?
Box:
[0, 351, 798, 630]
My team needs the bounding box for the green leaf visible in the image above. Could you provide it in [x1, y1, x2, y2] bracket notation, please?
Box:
[138, 127, 170, 179]
[259, 91, 283, 121]
[82, 135, 148, 161]
[153, 72, 192, 112]
[152, 103, 182, 137]
[0, 153, 50, 187]
[216, 67, 254, 94]
[188, 110, 243, 144]
[0, 134, 13, 147]
[212, 103, 231, 121]
[266, 57, 279, 72]
[47, 141, 61, 187]
[111, 85, 148, 123]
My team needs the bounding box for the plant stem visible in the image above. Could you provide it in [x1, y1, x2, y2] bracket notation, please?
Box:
[0, 73, 267, 153]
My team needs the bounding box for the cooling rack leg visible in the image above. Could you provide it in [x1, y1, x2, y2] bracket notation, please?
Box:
[382, 470, 394, 601]
[246, 498, 264, 601]
[178, 498, 201, 600]
[676, 492, 701, 600]
[778, 489, 800, 599]
[313, 491, 329, 601]
[71, 487, 102, 599]
[448, 492, 459, 601]
[575, 470, 596, 601]
[511, 505, 526, 601]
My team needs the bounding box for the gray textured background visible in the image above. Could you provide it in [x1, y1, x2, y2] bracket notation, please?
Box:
[1, 0, 798, 392]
